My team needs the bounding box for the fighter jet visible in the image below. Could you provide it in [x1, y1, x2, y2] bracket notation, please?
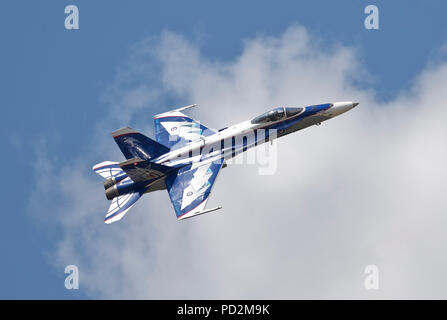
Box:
[93, 101, 358, 223]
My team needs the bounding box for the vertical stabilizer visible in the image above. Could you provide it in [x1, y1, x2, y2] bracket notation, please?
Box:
[112, 127, 170, 160]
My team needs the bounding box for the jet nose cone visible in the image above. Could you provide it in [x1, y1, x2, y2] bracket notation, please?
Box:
[329, 101, 359, 117]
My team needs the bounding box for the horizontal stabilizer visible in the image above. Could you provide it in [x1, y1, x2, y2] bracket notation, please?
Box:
[92, 161, 124, 179]
[105, 191, 141, 224]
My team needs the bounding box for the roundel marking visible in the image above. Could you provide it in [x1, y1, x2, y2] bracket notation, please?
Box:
[187, 191, 193, 196]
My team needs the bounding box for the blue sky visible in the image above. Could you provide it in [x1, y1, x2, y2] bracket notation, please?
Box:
[1, 0, 447, 299]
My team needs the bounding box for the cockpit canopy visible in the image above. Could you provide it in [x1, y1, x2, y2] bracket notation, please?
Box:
[285, 107, 303, 117]
[251, 106, 304, 124]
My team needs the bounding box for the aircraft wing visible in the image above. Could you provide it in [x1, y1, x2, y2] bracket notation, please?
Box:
[165, 158, 224, 220]
[153, 104, 216, 149]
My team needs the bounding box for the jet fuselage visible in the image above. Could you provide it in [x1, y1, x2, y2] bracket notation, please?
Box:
[152, 101, 358, 169]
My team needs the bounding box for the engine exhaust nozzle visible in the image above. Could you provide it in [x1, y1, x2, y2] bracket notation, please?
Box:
[104, 178, 116, 190]
[105, 185, 119, 200]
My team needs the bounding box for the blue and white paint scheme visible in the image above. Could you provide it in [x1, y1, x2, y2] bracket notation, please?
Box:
[93, 101, 358, 223]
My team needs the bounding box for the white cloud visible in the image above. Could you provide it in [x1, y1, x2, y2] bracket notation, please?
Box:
[31, 26, 447, 299]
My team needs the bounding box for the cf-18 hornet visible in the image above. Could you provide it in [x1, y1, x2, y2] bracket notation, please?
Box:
[93, 101, 358, 223]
